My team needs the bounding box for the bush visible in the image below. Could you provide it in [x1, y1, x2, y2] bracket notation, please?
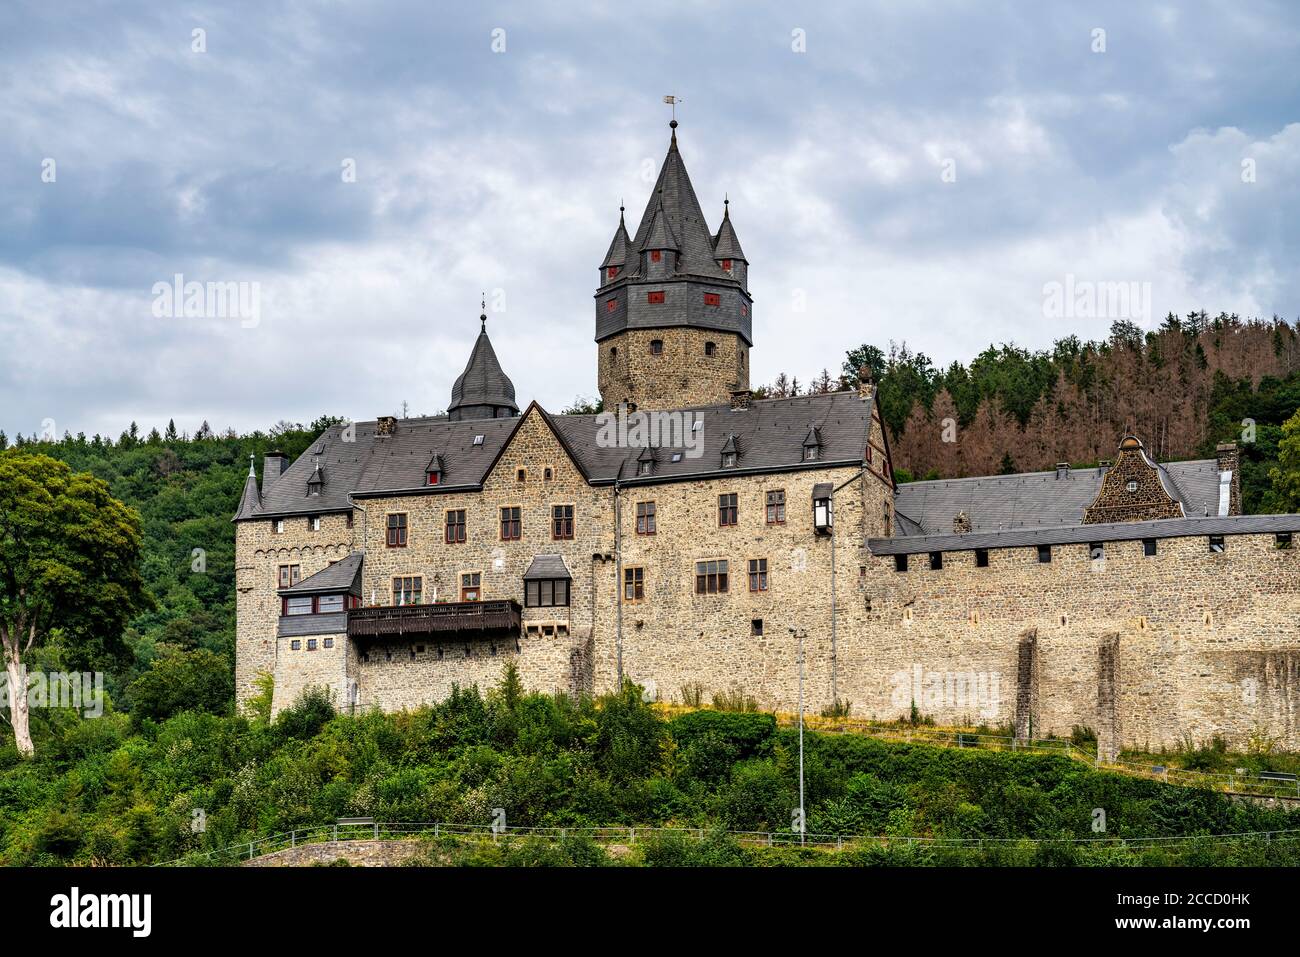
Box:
[275, 686, 336, 739]
[125, 649, 233, 723]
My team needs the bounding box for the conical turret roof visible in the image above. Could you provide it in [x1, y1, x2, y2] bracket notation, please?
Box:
[448, 313, 519, 419]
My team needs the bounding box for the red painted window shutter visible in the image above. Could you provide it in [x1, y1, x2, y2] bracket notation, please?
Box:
[650, 250, 662, 262]
[647, 291, 665, 304]
[721, 259, 732, 271]
[607, 266, 618, 280]
[703, 293, 721, 307]
[740, 304, 748, 316]
[606, 298, 617, 312]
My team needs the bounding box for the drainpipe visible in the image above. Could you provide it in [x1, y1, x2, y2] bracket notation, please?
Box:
[614, 479, 624, 688]
[828, 467, 869, 706]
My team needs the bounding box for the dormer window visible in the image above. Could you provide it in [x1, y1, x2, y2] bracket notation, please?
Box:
[426, 453, 444, 487]
[427, 471, 440, 486]
[721, 452, 737, 468]
[306, 464, 324, 496]
[650, 249, 662, 263]
[637, 446, 655, 476]
[638, 459, 653, 476]
[649, 339, 663, 354]
[803, 426, 823, 462]
[804, 446, 819, 461]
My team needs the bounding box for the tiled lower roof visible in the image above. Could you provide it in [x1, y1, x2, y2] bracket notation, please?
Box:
[867, 514, 1300, 555]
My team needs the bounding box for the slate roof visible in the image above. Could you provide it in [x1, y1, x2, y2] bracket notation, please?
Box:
[233, 458, 261, 520]
[892, 459, 1223, 535]
[234, 391, 875, 520]
[868, 514, 1300, 555]
[279, 551, 364, 596]
[448, 321, 518, 416]
[712, 206, 746, 261]
[523, 554, 572, 580]
[624, 126, 730, 281]
[599, 211, 630, 269]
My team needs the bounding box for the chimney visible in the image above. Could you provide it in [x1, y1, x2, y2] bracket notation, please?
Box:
[953, 511, 971, 534]
[729, 389, 752, 411]
[262, 450, 288, 494]
[376, 415, 397, 437]
[857, 365, 874, 401]
[1054, 462, 1069, 479]
[1216, 442, 1241, 515]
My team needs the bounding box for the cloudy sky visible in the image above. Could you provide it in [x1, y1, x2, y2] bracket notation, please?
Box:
[1, 1, 1298, 439]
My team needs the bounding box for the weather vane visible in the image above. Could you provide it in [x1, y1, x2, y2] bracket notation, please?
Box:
[663, 94, 682, 123]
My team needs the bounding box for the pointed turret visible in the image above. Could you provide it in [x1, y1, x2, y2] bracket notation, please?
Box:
[712, 197, 748, 290]
[233, 455, 261, 520]
[448, 305, 520, 422]
[599, 205, 631, 286]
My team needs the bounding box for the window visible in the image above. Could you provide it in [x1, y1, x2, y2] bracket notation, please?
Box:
[610, 346, 617, 359]
[543, 466, 553, 481]
[647, 291, 665, 304]
[718, 493, 738, 526]
[500, 506, 521, 540]
[284, 596, 313, 616]
[1209, 535, 1225, 553]
[649, 339, 663, 354]
[445, 509, 467, 543]
[392, 576, 422, 606]
[636, 501, 656, 534]
[323, 637, 334, 648]
[607, 266, 618, 280]
[526, 578, 570, 607]
[386, 513, 408, 547]
[426, 470, 440, 486]
[751, 618, 763, 636]
[1089, 543, 1104, 561]
[804, 445, 819, 461]
[278, 564, 301, 588]
[290, 640, 301, 650]
[1143, 538, 1158, 557]
[1126, 480, 1138, 493]
[695, 560, 728, 594]
[473, 434, 485, 446]
[748, 558, 768, 592]
[318, 594, 345, 614]
[606, 298, 617, 312]
[307, 638, 318, 651]
[650, 249, 662, 262]
[929, 551, 943, 571]
[552, 504, 574, 539]
[894, 554, 909, 572]
[623, 566, 645, 603]
[766, 490, 786, 524]
[272, 519, 285, 535]
[1277, 533, 1293, 549]
[975, 549, 989, 568]
[309, 516, 322, 531]
[516, 468, 527, 483]
[671, 452, 682, 463]
[1037, 544, 1052, 564]
[637, 459, 653, 476]
[721, 451, 737, 468]
[705, 341, 717, 356]
[703, 292, 721, 307]
[461, 572, 481, 601]
[346, 511, 354, 529]
[721, 259, 732, 271]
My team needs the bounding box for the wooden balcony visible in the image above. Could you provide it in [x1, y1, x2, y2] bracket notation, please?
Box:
[347, 599, 522, 640]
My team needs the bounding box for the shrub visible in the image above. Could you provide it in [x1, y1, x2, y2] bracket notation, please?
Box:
[125, 649, 233, 723]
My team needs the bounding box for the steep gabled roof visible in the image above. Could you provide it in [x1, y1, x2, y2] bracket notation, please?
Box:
[599, 208, 631, 269]
[640, 201, 680, 251]
[279, 551, 364, 596]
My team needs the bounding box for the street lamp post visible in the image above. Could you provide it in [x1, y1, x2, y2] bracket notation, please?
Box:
[791, 626, 806, 846]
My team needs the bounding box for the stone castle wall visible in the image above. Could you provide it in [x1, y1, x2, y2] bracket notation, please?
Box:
[598, 327, 749, 411]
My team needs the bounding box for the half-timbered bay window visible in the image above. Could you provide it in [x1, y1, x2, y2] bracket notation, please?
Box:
[392, 576, 422, 606]
[525, 578, 570, 608]
[695, 560, 728, 594]
[624, 566, 645, 603]
[748, 558, 768, 592]
[718, 493, 738, 527]
[635, 501, 656, 535]
[765, 490, 786, 524]
[552, 504, 574, 539]
[386, 513, 408, 547]
[445, 509, 466, 543]
[500, 506, 522, 540]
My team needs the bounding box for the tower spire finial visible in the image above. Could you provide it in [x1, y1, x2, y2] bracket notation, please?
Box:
[248, 453, 255, 477]
[663, 94, 680, 144]
[480, 292, 487, 330]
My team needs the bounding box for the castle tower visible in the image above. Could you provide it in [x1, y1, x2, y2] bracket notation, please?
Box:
[595, 120, 752, 410]
[447, 307, 520, 421]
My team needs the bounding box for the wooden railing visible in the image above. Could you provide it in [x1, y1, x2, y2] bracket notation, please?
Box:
[347, 599, 521, 639]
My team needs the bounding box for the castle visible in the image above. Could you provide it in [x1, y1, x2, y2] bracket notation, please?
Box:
[234, 120, 1300, 755]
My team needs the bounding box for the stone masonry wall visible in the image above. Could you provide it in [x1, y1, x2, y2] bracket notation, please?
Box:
[598, 327, 749, 411]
